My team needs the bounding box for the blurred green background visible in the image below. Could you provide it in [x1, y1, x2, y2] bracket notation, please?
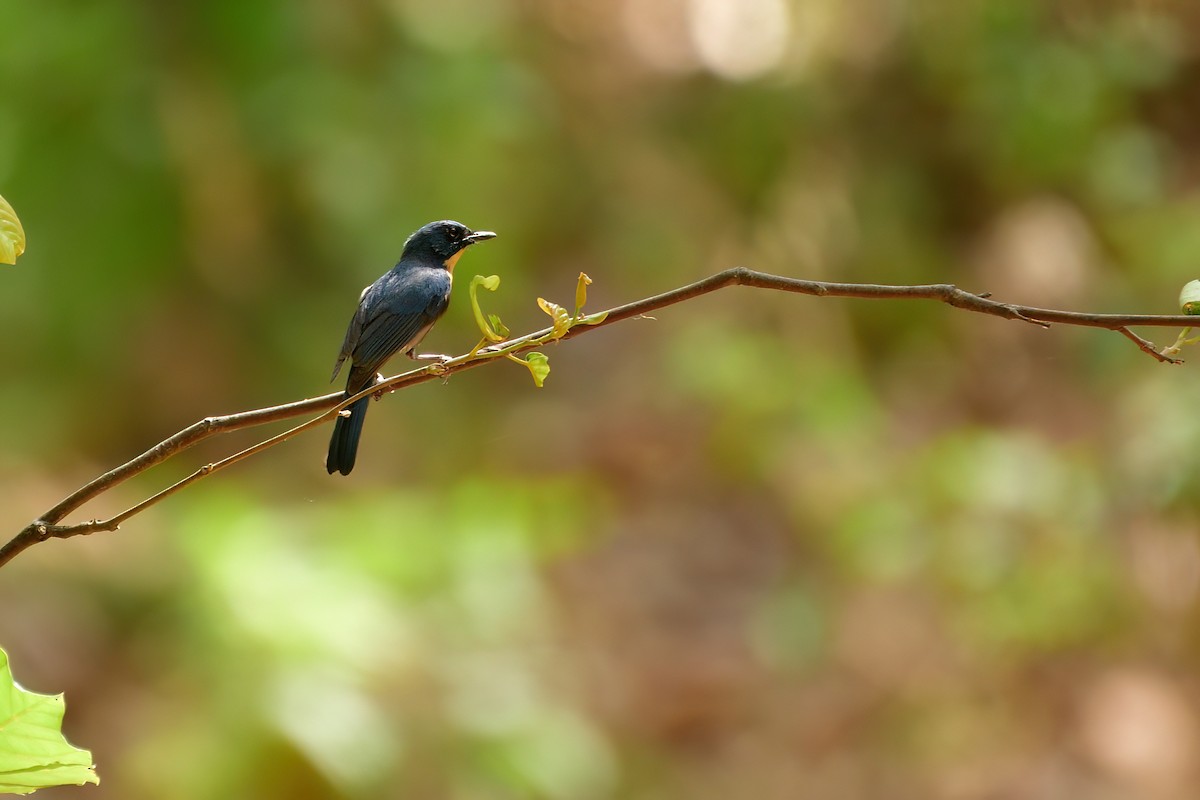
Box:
[3, 1, 1200, 798]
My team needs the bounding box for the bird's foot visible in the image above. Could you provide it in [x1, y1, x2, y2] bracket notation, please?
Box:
[412, 352, 452, 377]
[372, 373, 390, 401]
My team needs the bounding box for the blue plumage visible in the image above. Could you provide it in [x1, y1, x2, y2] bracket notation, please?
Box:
[326, 220, 495, 475]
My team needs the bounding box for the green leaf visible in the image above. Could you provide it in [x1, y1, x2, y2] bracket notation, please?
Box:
[578, 310, 608, 325]
[1180, 279, 1200, 315]
[470, 275, 506, 342]
[0, 194, 26, 266]
[537, 297, 571, 338]
[573, 272, 592, 318]
[524, 352, 550, 387]
[0, 648, 98, 794]
[507, 352, 550, 388]
[488, 314, 510, 338]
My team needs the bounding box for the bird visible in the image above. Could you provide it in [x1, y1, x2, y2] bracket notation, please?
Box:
[326, 220, 496, 475]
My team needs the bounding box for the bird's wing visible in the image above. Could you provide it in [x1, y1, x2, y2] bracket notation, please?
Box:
[331, 284, 372, 381]
[344, 268, 451, 390]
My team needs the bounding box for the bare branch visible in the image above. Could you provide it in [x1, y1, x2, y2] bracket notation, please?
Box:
[2, 267, 1194, 568]
[1117, 327, 1184, 364]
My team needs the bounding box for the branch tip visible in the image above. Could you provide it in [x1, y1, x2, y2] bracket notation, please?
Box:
[1117, 327, 1184, 364]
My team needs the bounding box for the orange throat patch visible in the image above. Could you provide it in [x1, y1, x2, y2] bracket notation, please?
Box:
[444, 250, 463, 273]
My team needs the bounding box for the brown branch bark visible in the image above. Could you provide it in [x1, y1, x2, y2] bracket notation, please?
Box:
[2, 267, 1194, 568]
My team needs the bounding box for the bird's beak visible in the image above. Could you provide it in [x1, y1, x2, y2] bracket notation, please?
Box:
[464, 230, 497, 245]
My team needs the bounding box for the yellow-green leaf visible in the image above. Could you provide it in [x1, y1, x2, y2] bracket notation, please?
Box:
[506, 352, 550, 388]
[574, 272, 592, 317]
[0, 648, 98, 794]
[537, 297, 571, 338]
[524, 352, 550, 387]
[1180, 279, 1200, 315]
[0, 194, 26, 266]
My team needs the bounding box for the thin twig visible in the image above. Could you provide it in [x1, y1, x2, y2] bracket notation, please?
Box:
[1117, 327, 1183, 364]
[3, 267, 1195, 569]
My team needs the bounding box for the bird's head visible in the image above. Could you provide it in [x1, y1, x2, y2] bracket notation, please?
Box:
[403, 220, 497, 272]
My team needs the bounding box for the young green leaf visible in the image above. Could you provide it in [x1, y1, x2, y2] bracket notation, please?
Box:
[470, 275, 506, 342]
[523, 352, 551, 387]
[488, 314, 510, 338]
[0, 194, 26, 266]
[1180, 279, 1200, 315]
[574, 272, 592, 318]
[507, 352, 551, 387]
[0, 648, 98, 794]
[537, 297, 571, 338]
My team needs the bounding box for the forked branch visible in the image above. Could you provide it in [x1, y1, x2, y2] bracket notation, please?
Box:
[2, 267, 1194, 568]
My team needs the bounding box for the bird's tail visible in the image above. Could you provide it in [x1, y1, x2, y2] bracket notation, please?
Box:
[326, 394, 369, 475]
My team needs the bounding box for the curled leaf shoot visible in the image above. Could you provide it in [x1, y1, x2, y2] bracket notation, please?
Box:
[573, 272, 592, 319]
[470, 274, 506, 343]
